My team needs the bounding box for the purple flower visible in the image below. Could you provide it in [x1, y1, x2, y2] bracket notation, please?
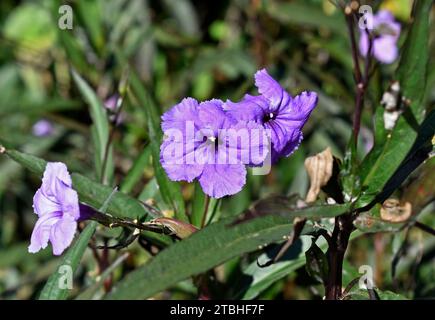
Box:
[359, 10, 401, 64]
[224, 69, 318, 162]
[32, 120, 54, 137]
[29, 162, 80, 255]
[160, 98, 269, 198]
[104, 94, 124, 124]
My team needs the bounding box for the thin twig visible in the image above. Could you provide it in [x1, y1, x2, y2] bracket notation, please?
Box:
[100, 96, 125, 184]
[100, 69, 130, 184]
[350, 12, 374, 144]
[345, 10, 362, 84]
[413, 221, 435, 236]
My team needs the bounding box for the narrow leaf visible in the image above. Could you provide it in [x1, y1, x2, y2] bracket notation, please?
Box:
[38, 221, 97, 300]
[106, 202, 349, 299]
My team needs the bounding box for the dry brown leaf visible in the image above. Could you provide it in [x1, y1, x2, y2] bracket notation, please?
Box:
[304, 147, 334, 203]
[380, 199, 412, 223]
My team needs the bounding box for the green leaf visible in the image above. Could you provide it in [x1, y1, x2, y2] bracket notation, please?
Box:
[120, 145, 151, 194]
[106, 202, 349, 299]
[76, 0, 104, 54]
[305, 240, 328, 284]
[235, 231, 362, 299]
[374, 110, 435, 204]
[233, 195, 351, 224]
[190, 182, 207, 227]
[266, 2, 347, 36]
[71, 69, 113, 184]
[234, 236, 312, 299]
[353, 211, 405, 234]
[162, 0, 200, 38]
[75, 252, 130, 300]
[106, 215, 293, 299]
[38, 221, 97, 300]
[0, 98, 79, 116]
[0, 243, 52, 269]
[4, 3, 57, 51]
[2, 148, 148, 220]
[357, 0, 432, 207]
[344, 288, 408, 300]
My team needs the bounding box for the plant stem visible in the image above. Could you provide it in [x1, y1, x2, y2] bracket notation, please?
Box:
[100, 95, 125, 184]
[345, 6, 374, 145]
[325, 213, 354, 300]
[345, 12, 362, 84]
[414, 221, 435, 236]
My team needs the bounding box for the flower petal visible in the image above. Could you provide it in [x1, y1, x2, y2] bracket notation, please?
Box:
[373, 37, 399, 64]
[359, 10, 400, 64]
[33, 188, 61, 217]
[198, 99, 235, 134]
[287, 91, 318, 121]
[265, 119, 288, 153]
[56, 182, 81, 220]
[280, 130, 304, 158]
[161, 97, 200, 133]
[224, 94, 266, 123]
[220, 121, 270, 166]
[49, 215, 77, 256]
[160, 138, 204, 182]
[199, 164, 246, 198]
[254, 69, 290, 110]
[28, 212, 61, 254]
[41, 162, 73, 196]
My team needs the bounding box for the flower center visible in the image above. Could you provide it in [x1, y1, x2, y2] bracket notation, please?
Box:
[206, 135, 219, 149]
[263, 112, 276, 123]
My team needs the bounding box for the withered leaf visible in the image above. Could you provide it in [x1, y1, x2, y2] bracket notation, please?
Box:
[380, 199, 412, 223]
[305, 147, 334, 203]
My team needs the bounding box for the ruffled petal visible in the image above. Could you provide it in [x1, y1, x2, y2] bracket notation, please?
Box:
[28, 212, 61, 254]
[198, 99, 235, 134]
[254, 69, 291, 110]
[57, 183, 80, 220]
[49, 215, 77, 256]
[41, 162, 73, 196]
[265, 119, 288, 153]
[160, 138, 204, 182]
[280, 130, 304, 158]
[287, 91, 318, 121]
[224, 94, 266, 123]
[373, 37, 399, 64]
[33, 188, 61, 217]
[220, 121, 270, 166]
[161, 97, 200, 133]
[199, 164, 246, 198]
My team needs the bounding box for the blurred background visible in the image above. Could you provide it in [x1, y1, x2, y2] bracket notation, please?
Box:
[0, 0, 433, 299]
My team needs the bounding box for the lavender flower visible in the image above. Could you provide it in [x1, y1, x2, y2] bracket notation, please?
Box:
[29, 162, 80, 255]
[32, 119, 54, 137]
[359, 10, 401, 64]
[160, 98, 269, 198]
[104, 94, 124, 124]
[224, 69, 318, 162]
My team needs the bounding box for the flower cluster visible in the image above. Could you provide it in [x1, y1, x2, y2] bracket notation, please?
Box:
[160, 69, 318, 198]
[29, 162, 81, 255]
